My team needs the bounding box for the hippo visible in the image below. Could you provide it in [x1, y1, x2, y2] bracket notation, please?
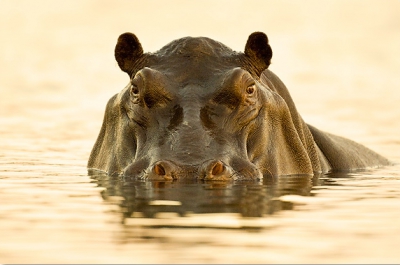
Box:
[87, 32, 390, 180]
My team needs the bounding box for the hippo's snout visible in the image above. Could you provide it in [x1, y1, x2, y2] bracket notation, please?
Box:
[125, 159, 236, 181]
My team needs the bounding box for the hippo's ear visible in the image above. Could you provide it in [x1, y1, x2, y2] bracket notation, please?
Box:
[115, 32, 144, 74]
[244, 32, 272, 72]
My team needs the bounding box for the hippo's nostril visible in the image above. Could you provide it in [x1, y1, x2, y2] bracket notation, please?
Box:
[154, 163, 166, 176]
[199, 160, 232, 180]
[211, 160, 225, 176]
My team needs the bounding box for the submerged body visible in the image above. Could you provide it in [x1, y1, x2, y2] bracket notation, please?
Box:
[88, 32, 390, 180]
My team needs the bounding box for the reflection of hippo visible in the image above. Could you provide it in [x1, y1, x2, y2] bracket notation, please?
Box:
[88, 32, 390, 180]
[90, 171, 318, 218]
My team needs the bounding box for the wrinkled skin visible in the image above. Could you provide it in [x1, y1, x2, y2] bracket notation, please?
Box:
[88, 32, 390, 181]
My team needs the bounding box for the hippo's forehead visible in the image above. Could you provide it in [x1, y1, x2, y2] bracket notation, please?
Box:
[156, 37, 237, 57]
[144, 37, 243, 85]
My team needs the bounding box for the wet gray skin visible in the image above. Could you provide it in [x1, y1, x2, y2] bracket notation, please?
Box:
[87, 32, 390, 181]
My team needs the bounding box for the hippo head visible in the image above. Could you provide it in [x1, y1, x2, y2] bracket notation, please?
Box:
[88, 32, 323, 181]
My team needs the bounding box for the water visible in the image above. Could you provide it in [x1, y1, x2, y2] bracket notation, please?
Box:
[1, 0, 400, 263]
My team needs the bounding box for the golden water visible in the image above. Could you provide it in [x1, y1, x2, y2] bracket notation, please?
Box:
[1, 0, 400, 263]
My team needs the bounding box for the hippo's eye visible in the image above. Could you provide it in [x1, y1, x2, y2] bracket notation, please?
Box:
[246, 84, 256, 95]
[130, 74, 143, 96]
[130, 83, 139, 95]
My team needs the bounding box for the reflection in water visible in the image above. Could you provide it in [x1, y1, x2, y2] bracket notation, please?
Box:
[90, 170, 330, 222]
